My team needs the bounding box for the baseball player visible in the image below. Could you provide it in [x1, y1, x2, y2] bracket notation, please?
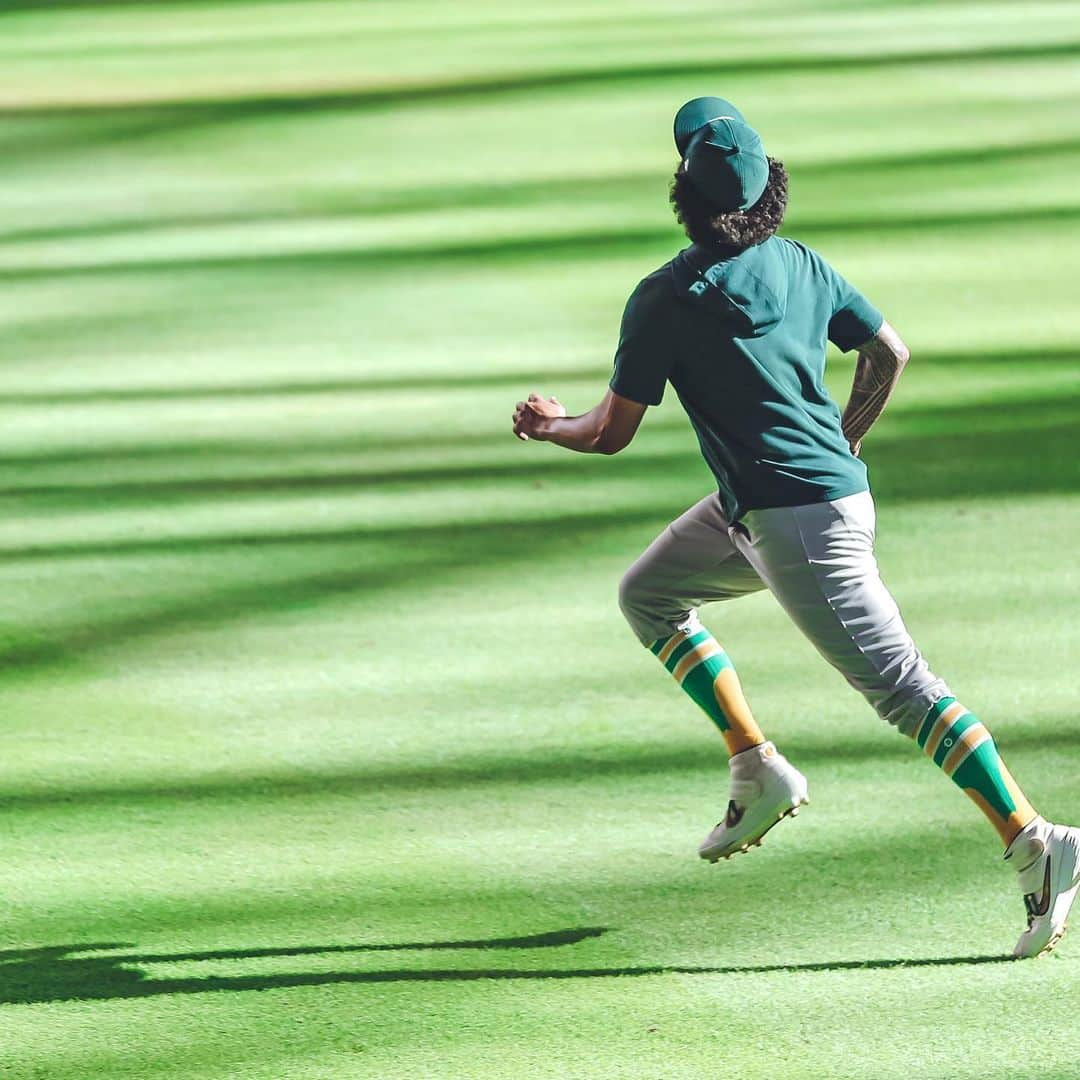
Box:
[512, 96, 1079, 958]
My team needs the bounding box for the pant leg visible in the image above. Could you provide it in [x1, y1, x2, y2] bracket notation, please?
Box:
[733, 490, 950, 736]
[619, 492, 766, 645]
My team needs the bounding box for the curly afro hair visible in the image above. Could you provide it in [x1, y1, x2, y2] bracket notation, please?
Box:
[670, 156, 789, 252]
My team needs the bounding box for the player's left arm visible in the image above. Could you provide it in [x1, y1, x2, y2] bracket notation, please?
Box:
[512, 388, 647, 454]
[840, 320, 910, 456]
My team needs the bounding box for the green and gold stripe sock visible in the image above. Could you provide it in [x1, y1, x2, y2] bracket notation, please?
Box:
[649, 629, 763, 751]
[913, 697, 1036, 843]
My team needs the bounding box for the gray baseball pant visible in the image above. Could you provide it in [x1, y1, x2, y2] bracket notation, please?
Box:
[618, 490, 951, 736]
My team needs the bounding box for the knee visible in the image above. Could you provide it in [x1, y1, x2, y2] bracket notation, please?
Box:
[617, 563, 647, 622]
[618, 563, 662, 643]
[618, 562, 697, 647]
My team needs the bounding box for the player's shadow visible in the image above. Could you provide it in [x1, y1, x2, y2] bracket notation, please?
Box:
[0, 928, 1014, 1007]
[0, 928, 607, 1005]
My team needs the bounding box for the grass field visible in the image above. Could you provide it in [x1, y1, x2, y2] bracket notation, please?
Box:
[2, 2, 1080, 1077]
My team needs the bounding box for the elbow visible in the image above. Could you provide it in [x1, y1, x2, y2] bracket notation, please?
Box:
[592, 427, 630, 455]
[894, 342, 911, 367]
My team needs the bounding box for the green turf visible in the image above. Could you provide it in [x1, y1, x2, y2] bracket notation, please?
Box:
[2, 1, 1080, 1077]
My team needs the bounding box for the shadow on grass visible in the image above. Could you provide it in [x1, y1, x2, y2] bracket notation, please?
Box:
[0, 413, 1076, 507]
[0, 367, 612, 406]
[0, 224, 675, 281]
[6, 201, 1080, 281]
[0, 391, 1075, 518]
[0, 389, 1072, 688]
[0, 347, 1076, 407]
[0, 506, 676, 680]
[7, 133, 1080, 246]
[0, 718, 1072, 816]
[0, 932, 1012, 1006]
[5, 40, 1080, 128]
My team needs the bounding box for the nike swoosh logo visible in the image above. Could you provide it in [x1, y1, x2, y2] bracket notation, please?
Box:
[725, 800, 744, 828]
[1025, 856, 1053, 918]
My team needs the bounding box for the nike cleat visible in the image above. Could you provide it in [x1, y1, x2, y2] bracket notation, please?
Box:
[698, 741, 809, 863]
[1007, 817, 1080, 959]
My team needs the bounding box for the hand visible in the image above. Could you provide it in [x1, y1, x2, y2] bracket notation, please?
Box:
[513, 393, 566, 441]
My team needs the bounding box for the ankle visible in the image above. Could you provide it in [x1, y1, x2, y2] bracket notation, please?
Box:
[723, 731, 767, 756]
[728, 740, 781, 771]
[1004, 815, 1048, 867]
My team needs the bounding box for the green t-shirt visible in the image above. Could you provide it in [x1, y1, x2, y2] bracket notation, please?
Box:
[610, 236, 883, 521]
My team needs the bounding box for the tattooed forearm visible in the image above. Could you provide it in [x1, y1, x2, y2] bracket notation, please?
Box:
[841, 321, 910, 453]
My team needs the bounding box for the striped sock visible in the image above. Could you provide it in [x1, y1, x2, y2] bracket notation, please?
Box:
[649, 629, 756, 737]
[913, 697, 1036, 840]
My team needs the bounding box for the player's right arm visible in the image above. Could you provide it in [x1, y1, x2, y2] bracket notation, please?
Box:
[807, 243, 903, 457]
[840, 321, 910, 456]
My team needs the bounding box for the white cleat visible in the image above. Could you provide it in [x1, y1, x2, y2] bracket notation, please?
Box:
[698, 741, 809, 863]
[1008, 818, 1080, 959]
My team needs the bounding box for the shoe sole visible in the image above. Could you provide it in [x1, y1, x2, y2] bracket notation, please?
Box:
[1037, 927, 1066, 957]
[701, 795, 810, 863]
[1022, 912, 1072, 959]
[1025, 886, 1080, 959]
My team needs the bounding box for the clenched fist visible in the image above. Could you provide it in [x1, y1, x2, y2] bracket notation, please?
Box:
[513, 393, 566, 441]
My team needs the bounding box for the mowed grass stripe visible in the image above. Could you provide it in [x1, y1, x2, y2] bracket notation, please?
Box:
[2, 13, 1079, 117]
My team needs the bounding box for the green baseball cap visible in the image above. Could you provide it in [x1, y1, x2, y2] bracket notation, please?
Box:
[673, 96, 745, 156]
[682, 116, 769, 212]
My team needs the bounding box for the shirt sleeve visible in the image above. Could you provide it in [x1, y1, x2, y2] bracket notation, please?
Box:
[608, 278, 673, 406]
[820, 258, 884, 353]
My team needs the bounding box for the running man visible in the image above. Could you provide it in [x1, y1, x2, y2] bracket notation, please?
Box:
[511, 97, 1079, 958]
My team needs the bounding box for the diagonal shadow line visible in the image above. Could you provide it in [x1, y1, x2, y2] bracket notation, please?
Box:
[0, 506, 684, 684]
[0, 392, 1069, 690]
[0, 374, 1071, 480]
[0, 942, 131, 962]
[0, 722, 1071, 816]
[1, 421, 1077, 505]
[231, 953, 1016, 985]
[0, 953, 1016, 1006]
[198, 951, 1013, 989]
[9, 131, 1080, 248]
[0, 0, 307, 9]
[9, 131, 1080, 247]
[4, 40, 1080, 125]
[0, 367, 611, 405]
[0, 347, 1076, 408]
[0, 0, 1003, 41]
[0, 505, 673, 565]
[0, 928, 608, 967]
[0, 408, 1072, 684]
[795, 203, 1080, 236]
[122, 928, 613, 963]
[5, 200, 1080, 283]
[0, 446, 701, 501]
[6, 46, 1080, 172]
[102, 927, 611, 964]
[0, 415, 1070, 695]
[0, 399, 1077, 502]
[0, 406, 1076, 534]
[0, 422, 608, 468]
[0, 556, 457, 676]
[0, 177, 658, 246]
[0, 225, 672, 281]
